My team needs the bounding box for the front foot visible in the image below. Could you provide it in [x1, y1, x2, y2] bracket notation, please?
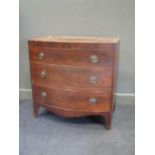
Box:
[102, 112, 112, 129]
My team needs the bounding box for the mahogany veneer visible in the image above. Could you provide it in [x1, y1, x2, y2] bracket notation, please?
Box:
[28, 36, 119, 129]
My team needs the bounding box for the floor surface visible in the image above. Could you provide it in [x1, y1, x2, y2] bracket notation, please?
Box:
[19, 100, 135, 155]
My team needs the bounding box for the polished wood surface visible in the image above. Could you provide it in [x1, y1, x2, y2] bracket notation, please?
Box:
[33, 85, 111, 112]
[29, 47, 114, 67]
[28, 36, 119, 129]
[29, 35, 119, 43]
[31, 64, 113, 89]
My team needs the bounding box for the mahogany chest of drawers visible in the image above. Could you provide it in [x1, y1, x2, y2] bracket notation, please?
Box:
[28, 36, 119, 129]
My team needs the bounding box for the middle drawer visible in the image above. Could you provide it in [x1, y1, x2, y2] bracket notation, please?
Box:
[31, 64, 113, 89]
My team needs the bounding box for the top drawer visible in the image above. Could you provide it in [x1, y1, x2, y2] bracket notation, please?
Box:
[29, 46, 114, 67]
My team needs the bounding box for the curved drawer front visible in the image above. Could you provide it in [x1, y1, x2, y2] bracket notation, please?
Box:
[31, 64, 113, 89]
[29, 47, 114, 67]
[32, 85, 112, 112]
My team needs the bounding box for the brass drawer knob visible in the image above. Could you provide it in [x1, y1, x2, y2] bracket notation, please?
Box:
[41, 91, 47, 98]
[38, 52, 45, 60]
[89, 98, 97, 104]
[89, 76, 97, 84]
[39, 71, 46, 78]
[90, 55, 99, 63]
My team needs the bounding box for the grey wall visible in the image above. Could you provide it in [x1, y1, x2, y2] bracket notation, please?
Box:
[19, 0, 135, 94]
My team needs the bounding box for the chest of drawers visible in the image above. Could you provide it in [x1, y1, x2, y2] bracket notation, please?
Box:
[28, 36, 119, 129]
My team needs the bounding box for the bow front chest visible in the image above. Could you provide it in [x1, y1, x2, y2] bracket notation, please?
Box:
[28, 36, 119, 129]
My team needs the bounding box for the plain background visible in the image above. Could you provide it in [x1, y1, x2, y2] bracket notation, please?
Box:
[19, 0, 135, 94]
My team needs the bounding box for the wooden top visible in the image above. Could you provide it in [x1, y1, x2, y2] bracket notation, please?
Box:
[29, 36, 119, 43]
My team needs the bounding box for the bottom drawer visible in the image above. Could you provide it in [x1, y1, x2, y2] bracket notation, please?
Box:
[32, 85, 112, 112]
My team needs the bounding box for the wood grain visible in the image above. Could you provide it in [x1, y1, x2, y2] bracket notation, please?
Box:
[31, 64, 113, 89]
[32, 85, 112, 112]
[29, 47, 114, 67]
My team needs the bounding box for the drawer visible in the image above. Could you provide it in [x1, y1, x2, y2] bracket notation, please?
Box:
[29, 47, 114, 67]
[32, 85, 112, 112]
[31, 64, 113, 89]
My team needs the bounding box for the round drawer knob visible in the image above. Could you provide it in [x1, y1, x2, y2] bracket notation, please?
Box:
[89, 76, 97, 84]
[38, 52, 45, 60]
[90, 55, 99, 63]
[39, 71, 46, 78]
[41, 91, 47, 98]
[89, 98, 97, 104]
